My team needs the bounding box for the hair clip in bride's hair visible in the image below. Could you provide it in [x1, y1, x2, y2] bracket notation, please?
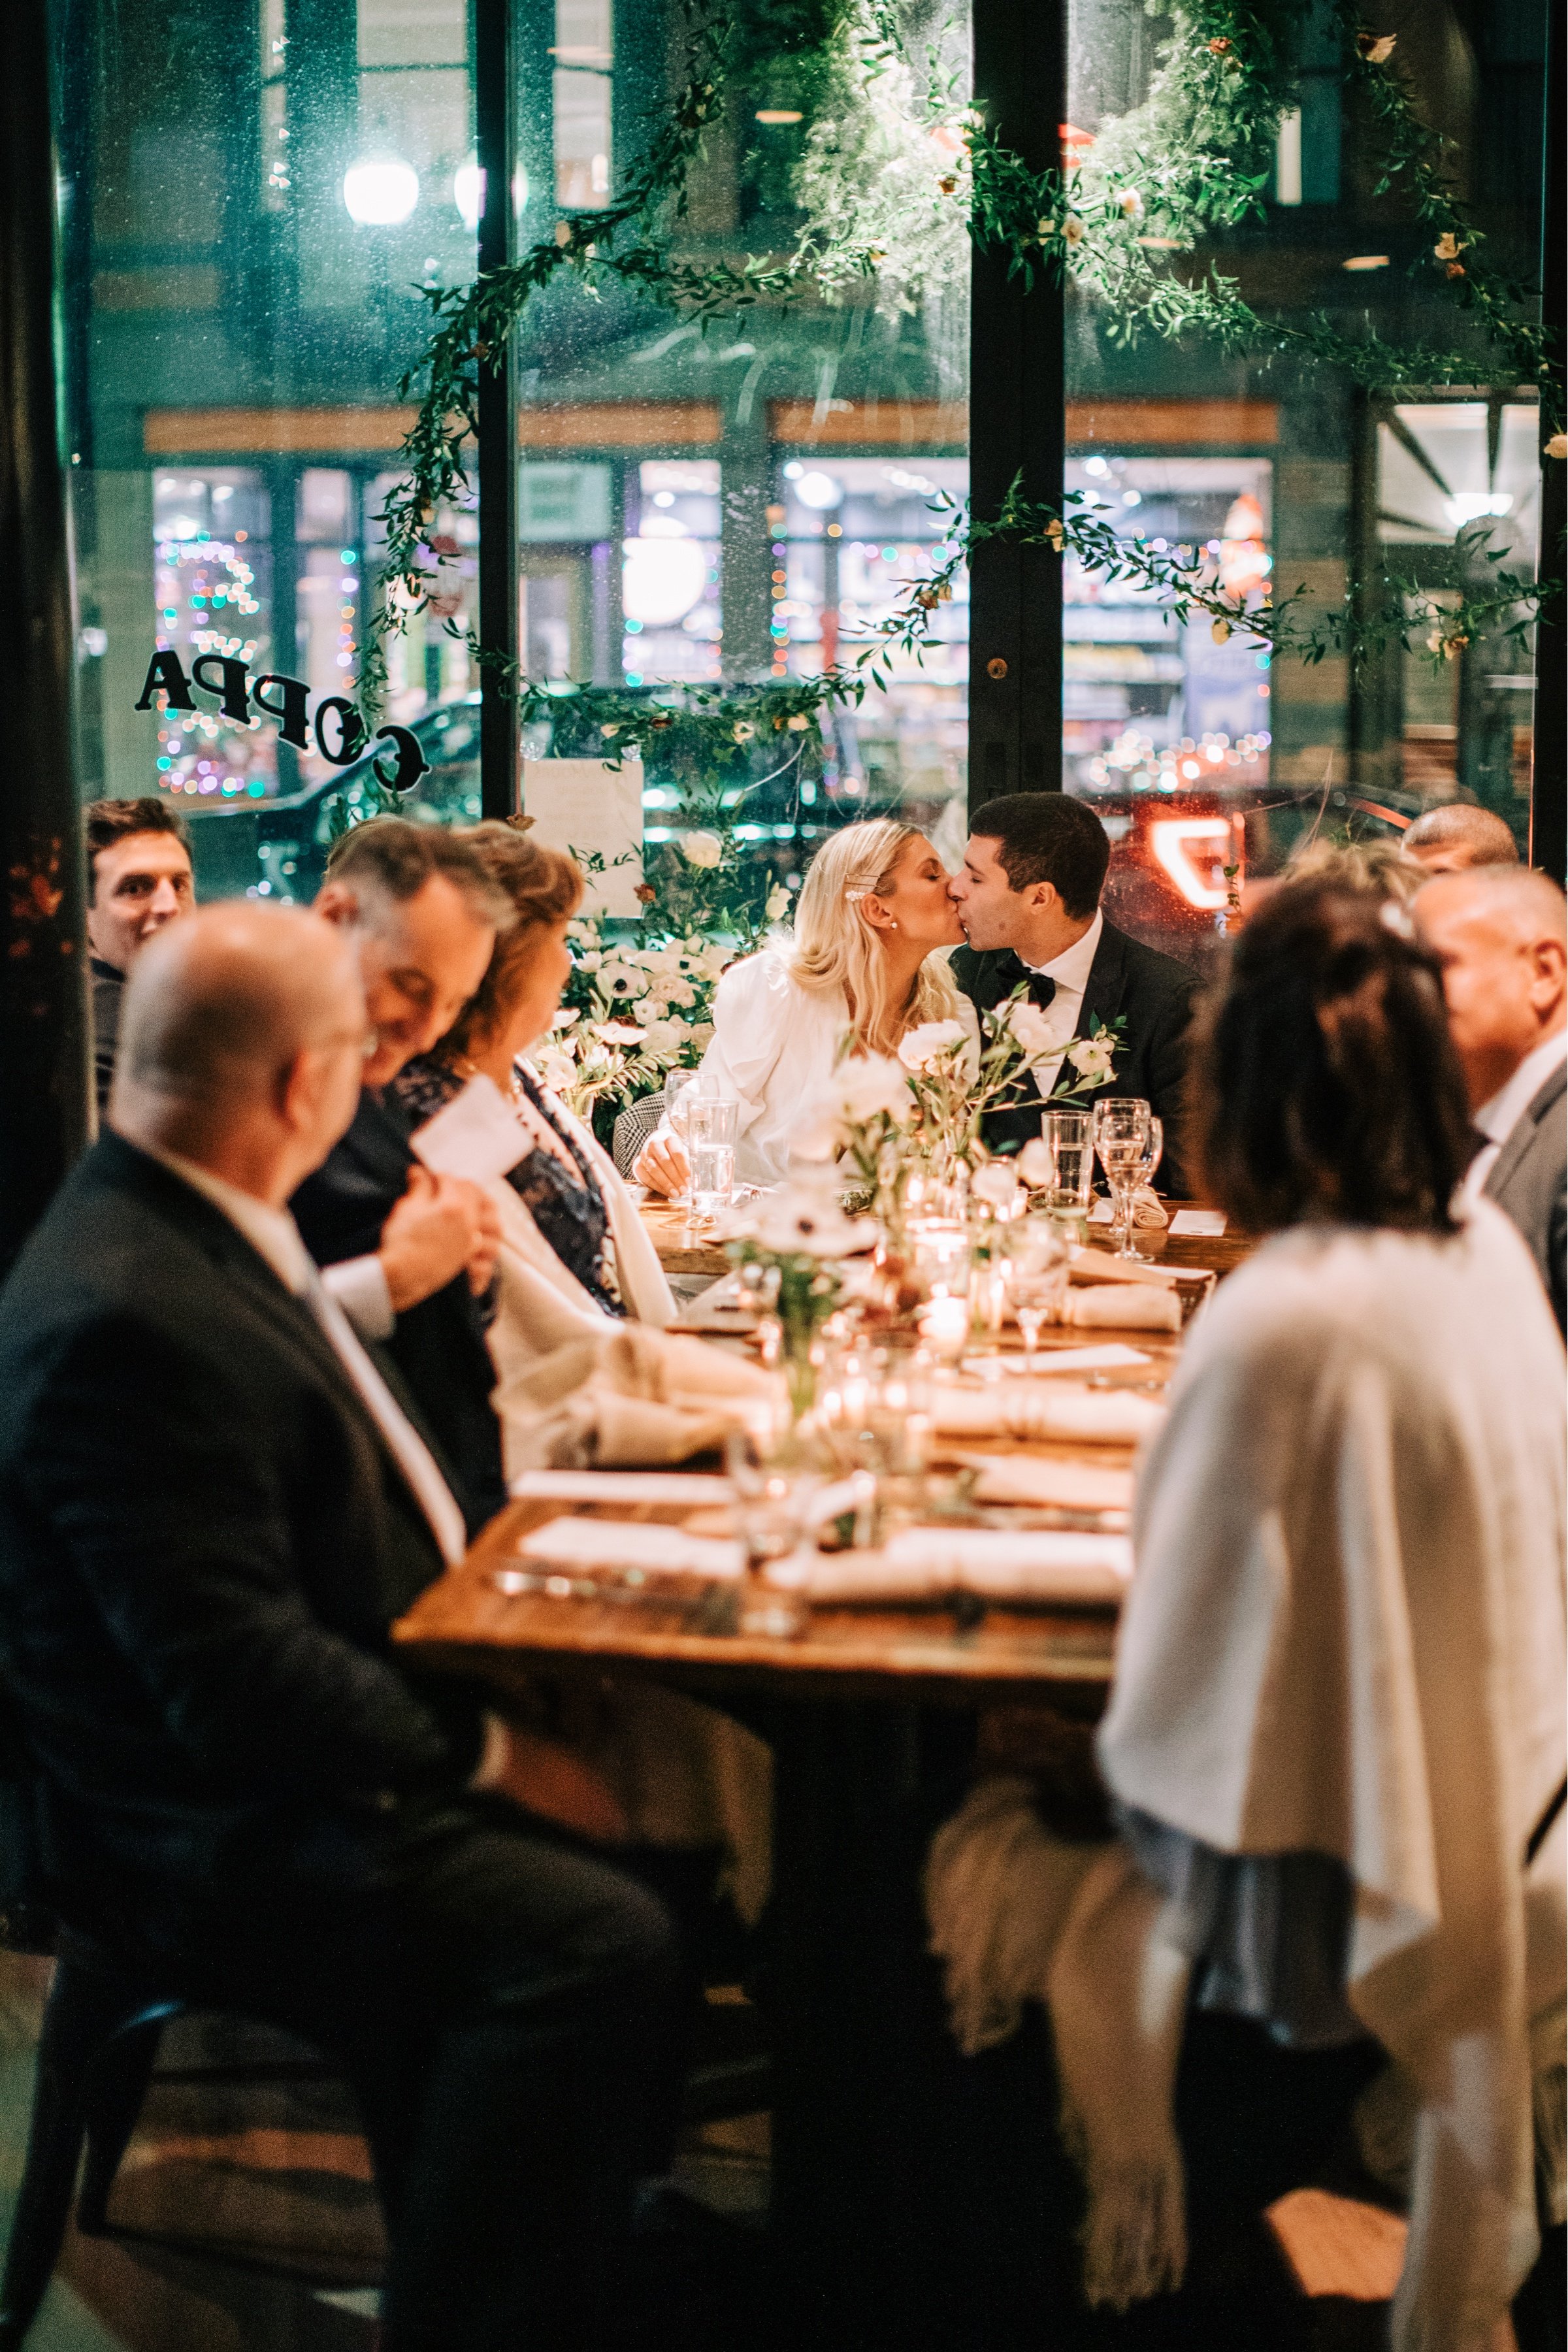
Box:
[843, 886, 869, 903]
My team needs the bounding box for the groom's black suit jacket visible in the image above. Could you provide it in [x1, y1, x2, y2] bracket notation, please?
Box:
[291, 1089, 506, 1534]
[0, 1134, 485, 1940]
[951, 917, 1201, 1194]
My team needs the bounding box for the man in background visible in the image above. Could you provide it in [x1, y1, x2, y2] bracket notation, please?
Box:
[947, 794, 1200, 1190]
[296, 819, 510, 1531]
[1415, 866, 1567, 1331]
[1404, 802, 1520, 875]
[0, 901, 670, 2351]
[84, 797, 195, 1113]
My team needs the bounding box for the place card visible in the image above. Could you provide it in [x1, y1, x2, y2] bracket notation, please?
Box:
[410, 1075, 527, 1184]
[1170, 1208, 1228, 1236]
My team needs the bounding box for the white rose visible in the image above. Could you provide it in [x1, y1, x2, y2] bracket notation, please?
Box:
[638, 1018, 688, 1055]
[973, 1161, 1021, 1211]
[766, 884, 791, 921]
[1018, 1137, 1054, 1186]
[631, 996, 669, 1025]
[534, 1045, 578, 1092]
[576, 951, 603, 973]
[1006, 1000, 1071, 1059]
[898, 1018, 972, 1072]
[834, 1053, 915, 1124]
[681, 830, 724, 869]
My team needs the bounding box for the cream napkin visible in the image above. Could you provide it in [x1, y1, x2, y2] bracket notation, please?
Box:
[515, 1515, 743, 1580]
[931, 1380, 1167, 1446]
[1065, 1286, 1183, 1332]
[960, 1454, 1134, 1512]
[772, 1526, 1131, 1606]
[498, 1325, 775, 1472]
[1088, 1186, 1169, 1232]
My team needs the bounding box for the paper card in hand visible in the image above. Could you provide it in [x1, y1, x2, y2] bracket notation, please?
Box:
[409, 1075, 528, 1184]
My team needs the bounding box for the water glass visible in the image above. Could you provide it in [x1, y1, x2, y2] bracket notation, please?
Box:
[1092, 1098, 1152, 1258]
[685, 1098, 739, 1220]
[724, 1419, 821, 1636]
[1040, 1109, 1093, 1222]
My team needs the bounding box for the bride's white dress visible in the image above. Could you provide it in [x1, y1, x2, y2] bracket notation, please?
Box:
[683, 946, 978, 1186]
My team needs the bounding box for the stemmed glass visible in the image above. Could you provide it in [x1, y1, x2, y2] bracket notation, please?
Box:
[1005, 1217, 1070, 1367]
[1092, 1098, 1152, 1258]
[1126, 1115, 1164, 1261]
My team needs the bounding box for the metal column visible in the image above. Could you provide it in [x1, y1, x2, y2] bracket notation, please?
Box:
[476, 0, 521, 819]
[967, 0, 1066, 817]
[0, 0, 91, 1276]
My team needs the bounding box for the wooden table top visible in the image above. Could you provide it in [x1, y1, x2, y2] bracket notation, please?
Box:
[394, 1489, 1121, 1709]
[395, 1211, 1254, 1712]
[638, 1200, 1254, 1285]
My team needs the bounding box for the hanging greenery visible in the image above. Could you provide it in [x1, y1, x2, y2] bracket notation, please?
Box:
[352, 0, 1560, 753]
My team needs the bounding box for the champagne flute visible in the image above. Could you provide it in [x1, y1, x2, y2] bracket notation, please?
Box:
[1092, 1099, 1152, 1259]
[664, 1071, 702, 1204]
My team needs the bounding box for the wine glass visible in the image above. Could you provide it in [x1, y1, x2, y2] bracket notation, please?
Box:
[1126, 1115, 1164, 1261]
[1005, 1217, 1070, 1367]
[1092, 1098, 1152, 1259]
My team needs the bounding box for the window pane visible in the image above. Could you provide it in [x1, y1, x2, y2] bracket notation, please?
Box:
[1064, 0, 1545, 967]
[61, 0, 478, 897]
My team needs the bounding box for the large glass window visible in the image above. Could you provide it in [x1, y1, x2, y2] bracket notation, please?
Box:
[56, 0, 1548, 922]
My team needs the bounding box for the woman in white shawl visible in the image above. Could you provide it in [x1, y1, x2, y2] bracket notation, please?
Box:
[926, 883, 1566, 2347]
[634, 817, 977, 1194]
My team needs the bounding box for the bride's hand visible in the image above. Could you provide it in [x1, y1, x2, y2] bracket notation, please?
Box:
[634, 1130, 690, 1197]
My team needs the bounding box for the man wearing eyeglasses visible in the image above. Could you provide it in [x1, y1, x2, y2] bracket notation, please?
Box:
[294, 819, 512, 1531]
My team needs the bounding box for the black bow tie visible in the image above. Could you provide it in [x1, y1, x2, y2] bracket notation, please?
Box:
[1007, 955, 1056, 1011]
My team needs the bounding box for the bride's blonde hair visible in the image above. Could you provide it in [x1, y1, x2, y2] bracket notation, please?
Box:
[788, 818, 962, 1057]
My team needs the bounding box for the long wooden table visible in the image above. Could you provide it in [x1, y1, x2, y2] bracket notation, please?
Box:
[392, 1274, 1226, 2336]
[395, 1209, 1253, 2336]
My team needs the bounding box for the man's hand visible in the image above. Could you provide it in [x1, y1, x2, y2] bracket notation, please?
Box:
[380, 1166, 493, 1313]
[489, 1725, 629, 1844]
[633, 1126, 689, 1199]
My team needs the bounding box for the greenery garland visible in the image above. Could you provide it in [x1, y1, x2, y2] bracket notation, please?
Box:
[351, 0, 1559, 761]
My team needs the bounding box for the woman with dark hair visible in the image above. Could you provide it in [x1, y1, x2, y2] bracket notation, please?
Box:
[926, 885, 1565, 2345]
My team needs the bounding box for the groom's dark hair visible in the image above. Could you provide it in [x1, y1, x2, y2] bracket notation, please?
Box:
[968, 794, 1109, 919]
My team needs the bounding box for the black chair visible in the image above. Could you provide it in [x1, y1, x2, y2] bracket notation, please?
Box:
[0, 1923, 351, 2347]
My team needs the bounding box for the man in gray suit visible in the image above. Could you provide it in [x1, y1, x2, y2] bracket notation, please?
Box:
[1416, 867, 1567, 1332]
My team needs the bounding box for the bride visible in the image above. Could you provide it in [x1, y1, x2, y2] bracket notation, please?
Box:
[634, 817, 976, 1194]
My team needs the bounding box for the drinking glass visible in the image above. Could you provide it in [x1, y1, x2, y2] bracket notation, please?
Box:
[685, 1098, 740, 1221]
[1005, 1217, 1070, 1365]
[724, 1418, 821, 1636]
[1126, 1116, 1165, 1262]
[1041, 1109, 1093, 1214]
[663, 1072, 704, 1203]
[1092, 1098, 1152, 1258]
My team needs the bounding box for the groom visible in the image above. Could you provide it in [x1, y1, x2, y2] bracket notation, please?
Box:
[948, 794, 1200, 1194]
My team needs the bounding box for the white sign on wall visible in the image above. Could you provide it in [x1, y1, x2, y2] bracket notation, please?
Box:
[521, 756, 644, 917]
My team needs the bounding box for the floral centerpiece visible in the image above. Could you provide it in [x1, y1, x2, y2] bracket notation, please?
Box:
[723, 1182, 878, 1420]
[898, 986, 1124, 1191]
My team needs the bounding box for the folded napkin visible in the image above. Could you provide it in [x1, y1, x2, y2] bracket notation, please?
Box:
[515, 1516, 743, 1581]
[960, 1454, 1134, 1513]
[771, 1526, 1130, 1607]
[1068, 1245, 1181, 1289]
[509, 1470, 734, 1507]
[996, 1343, 1150, 1375]
[1064, 1285, 1182, 1332]
[931, 1380, 1166, 1446]
[1088, 1186, 1169, 1232]
[498, 1325, 776, 1473]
